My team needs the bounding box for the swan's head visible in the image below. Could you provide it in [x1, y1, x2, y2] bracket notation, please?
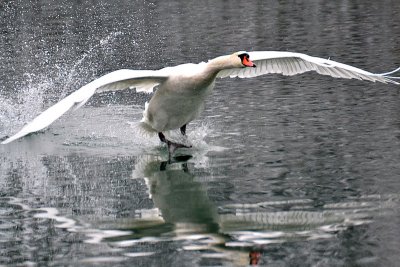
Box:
[235, 52, 256, 68]
[209, 52, 256, 70]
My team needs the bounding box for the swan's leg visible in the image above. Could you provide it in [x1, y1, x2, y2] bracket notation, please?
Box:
[180, 124, 187, 136]
[158, 132, 167, 143]
[158, 132, 191, 161]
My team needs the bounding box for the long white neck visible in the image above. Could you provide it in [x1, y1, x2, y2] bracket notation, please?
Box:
[206, 54, 240, 73]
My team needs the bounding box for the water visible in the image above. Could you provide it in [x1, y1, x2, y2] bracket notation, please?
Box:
[1, 0, 400, 266]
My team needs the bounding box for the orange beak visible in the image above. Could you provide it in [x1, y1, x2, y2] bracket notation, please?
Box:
[243, 56, 256, 68]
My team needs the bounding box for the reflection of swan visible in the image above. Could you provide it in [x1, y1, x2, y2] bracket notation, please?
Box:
[3, 51, 399, 157]
[137, 156, 218, 227]
[124, 156, 398, 265]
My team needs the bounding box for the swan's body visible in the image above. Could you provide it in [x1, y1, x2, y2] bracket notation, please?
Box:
[2, 51, 399, 157]
[142, 62, 216, 133]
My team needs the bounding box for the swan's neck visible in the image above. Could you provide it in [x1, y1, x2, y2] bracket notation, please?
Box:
[206, 55, 238, 73]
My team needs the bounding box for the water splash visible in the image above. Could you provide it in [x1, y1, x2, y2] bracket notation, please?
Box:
[0, 76, 46, 136]
[0, 32, 124, 138]
[60, 31, 125, 98]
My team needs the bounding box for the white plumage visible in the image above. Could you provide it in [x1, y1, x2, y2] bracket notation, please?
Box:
[2, 51, 399, 146]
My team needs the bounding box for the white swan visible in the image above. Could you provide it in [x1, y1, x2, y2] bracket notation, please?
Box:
[2, 51, 399, 157]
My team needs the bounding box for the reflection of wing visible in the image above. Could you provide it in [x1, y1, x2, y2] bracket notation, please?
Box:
[218, 51, 400, 84]
[219, 210, 351, 231]
[218, 195, 396, 235]
[1, 70, 168, 144]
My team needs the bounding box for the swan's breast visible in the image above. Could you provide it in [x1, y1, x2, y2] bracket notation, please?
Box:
[160, 62, 216, 95]
[144, 63, 217, 131]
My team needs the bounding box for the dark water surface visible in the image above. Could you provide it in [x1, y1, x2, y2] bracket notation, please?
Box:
[1, 0, 400, 266]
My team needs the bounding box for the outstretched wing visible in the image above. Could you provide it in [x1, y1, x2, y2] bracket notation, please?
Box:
[2, 69, 168, 144]
[217, 51, 400, 84]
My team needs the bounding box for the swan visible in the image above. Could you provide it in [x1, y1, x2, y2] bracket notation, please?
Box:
[2, 51, 399, 158]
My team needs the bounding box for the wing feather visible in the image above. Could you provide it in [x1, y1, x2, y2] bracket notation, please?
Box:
[2, 69, 168, 144]
[217, 51, 399, 84]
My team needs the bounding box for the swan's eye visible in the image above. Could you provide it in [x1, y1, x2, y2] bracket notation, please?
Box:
[239, 53, 256, 68]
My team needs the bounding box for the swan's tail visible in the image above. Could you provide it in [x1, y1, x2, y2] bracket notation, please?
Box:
[135, 121, 158, 137]
[135, 101, 158, 137]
